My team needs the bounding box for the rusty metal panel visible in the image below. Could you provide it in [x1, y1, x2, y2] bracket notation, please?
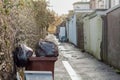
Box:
[101, 15, 108, 62]
[107, 7, 120, 69]
[77, 22, 84, 49]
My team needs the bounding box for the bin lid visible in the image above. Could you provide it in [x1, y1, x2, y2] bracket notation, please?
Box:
[24, 71, 53, 80]
[29, 57, 58, 61]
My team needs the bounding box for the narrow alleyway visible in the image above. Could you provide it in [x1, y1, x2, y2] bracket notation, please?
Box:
[54, 43, 120, 80]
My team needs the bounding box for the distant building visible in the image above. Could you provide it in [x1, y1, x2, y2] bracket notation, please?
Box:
[90, 0, 120, 9]
[73, 2, 90, 10]
[110, 0, 120, 8]
[66, 1, 93, 46]
[90, 0, 104, 9]
[73, 1, 93, 12]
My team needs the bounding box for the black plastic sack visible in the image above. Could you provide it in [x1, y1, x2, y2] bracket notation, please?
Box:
[13, 44, 33, 67]
[35, 40, 58, 57]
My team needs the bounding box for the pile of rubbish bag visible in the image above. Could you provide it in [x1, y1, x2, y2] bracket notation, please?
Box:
[13, 44, 33, 67]
[13, 40, 58, 67]
[35, 40, 58, 57]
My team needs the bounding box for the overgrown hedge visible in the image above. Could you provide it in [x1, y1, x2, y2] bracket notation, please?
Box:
[0, 0, 55, 79]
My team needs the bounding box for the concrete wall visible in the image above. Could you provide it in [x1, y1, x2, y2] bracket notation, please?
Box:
[83, 16, 90, 52]
[107, 6, 120, 69]
[89, 15, 102, 60]
[68, 14, 77, 45]
[83, 13, 103, 60]
[82, 5, 120, 69]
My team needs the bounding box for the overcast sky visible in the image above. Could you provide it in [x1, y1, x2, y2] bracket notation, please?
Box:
[48, 0, 84, 15]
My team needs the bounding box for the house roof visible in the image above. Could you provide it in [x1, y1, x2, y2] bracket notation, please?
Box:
[73, 2, 90, 5]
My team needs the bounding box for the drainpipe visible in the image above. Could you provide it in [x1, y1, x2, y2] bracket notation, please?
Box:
[109, 0, 111, 8]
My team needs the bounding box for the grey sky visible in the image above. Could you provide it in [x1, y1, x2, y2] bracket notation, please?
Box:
[48, 0, 90, 15]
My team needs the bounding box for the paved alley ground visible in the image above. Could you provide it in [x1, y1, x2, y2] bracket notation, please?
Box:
[54, 43, 120, 80]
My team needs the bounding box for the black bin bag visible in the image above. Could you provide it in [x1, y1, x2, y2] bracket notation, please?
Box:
[35, 40, 58, 57]
[13, 44, 33, 67]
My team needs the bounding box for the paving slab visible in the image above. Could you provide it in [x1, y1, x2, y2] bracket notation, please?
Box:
[54, 43, 120, 80]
